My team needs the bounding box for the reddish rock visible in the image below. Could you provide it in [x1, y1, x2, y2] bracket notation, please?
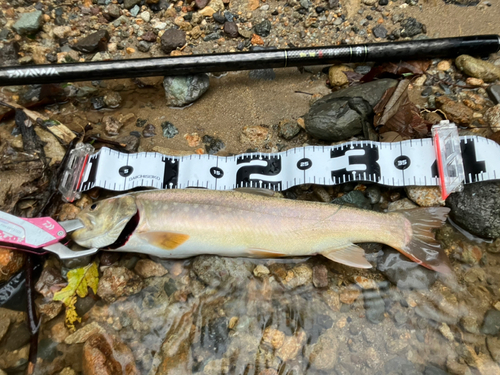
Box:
[0, 248, 25, 282]
[97, 267, 143, 303]
[82, 333, 139, 375]
[435, 96, 473, 125]
[141, 31, 157, 42]
[223, 22, 238, 38]
[195, 0, 210, 9]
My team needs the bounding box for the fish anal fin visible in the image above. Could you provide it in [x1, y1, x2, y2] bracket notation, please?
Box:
[322, 243, 372, 269]
[138, 232, 189, 250]
[246, 248, 287, 258]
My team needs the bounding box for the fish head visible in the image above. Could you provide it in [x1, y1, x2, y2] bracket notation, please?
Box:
[72, 195, 138, 249]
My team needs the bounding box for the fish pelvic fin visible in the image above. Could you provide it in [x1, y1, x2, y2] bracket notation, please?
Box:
[393, 207, 452, 274]
[138, 232, 190, 250]
[321, 243, 372, 269]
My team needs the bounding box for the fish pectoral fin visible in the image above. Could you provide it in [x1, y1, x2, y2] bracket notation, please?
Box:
[321, 243, 372, 269]
[138, 232, 189, 250]
[246, 248, 288, 258]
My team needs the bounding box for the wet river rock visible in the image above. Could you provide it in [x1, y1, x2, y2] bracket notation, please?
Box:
[377, 248, 437, 290]
[82, 332, 139, 375]
[71, 30, 110, 54]
[0, 250, 25, 283]
[192, 255, 252, 288]
[0, 42, 20, 66]
[160, 28, 186, 54]
[97, 267, 143, 303]
[304, 79, 397, 141]
[319, 78, 398, 107]
[163, 74, 210, 107]
[455, 55, 500, 82]
[446, 181, 500, 239]
[304, 96, 373, 142]
[12, 11, 43, 35]
[481, 309, 500, 336]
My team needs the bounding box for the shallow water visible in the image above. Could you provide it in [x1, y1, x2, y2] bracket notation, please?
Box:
[1, 219, 493, 375]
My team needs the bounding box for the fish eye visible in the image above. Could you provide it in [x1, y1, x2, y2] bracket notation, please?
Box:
[89, 203, 98, 211]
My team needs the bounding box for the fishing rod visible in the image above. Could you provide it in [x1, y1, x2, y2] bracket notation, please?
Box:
[0, 35, 498, 86]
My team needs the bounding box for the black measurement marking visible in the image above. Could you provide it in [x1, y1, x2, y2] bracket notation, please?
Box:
[162, 157, 179, 188]
[330, 144, 381, 182]
[297, 158, 312, 170]
[210, 167, 224, 178]
[461, 139, 486, 183]
[236, 154, 282, 190]
[80, 155, 99, 191]
[119, 166, 134, 177]
[394, 155, 411, 170]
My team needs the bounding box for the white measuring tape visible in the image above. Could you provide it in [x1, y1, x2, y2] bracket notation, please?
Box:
[59, 122, 500, 202]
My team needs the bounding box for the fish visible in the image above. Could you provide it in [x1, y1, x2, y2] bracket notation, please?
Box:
[71, 188, 452, 273]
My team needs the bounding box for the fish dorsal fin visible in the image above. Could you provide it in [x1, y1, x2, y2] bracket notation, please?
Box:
[246, 248, 288, 258]
[138, 232, 189, 250]
[234, 188, 277, 197]
[322, 243, 372, 269]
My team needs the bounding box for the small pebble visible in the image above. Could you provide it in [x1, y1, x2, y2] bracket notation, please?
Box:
[161, 121, 179, 138]
[142, 124, 156, 137]
[437, 60, 451, 71]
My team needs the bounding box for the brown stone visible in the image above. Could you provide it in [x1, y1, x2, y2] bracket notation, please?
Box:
[223, 22, 238, 38]
[276, 330, 306, 361]
[312, 264, 328, 288]
[97, 267, 143, 303]
[103, 116, 124, 136]
[323, 289, 341, 312]
[248, 0, 260, 10]
[306, 328, 339, 370]
[262, 327, 285, 349]
[251, 34, 264, 45]
[339, 288, 361, 304]
[134, 259, 168, 278]
[65, 322, 106, 344]
[184, 133, 201, 147]
[195, 0, 210, 9]
[51, 321, 70, 343]
[82, 333, 139, 375]
[35, 266, 65, 298]
[36, 299, 63, 322]
[435, 96, 473, 125]
[423, 111, 444, 125]
[160, 28, 186, 54]
[259, 369, 278, 375]
[490, 131, 500, 145]
[0, 249, 25, 282]
[240, 125, 269, 145]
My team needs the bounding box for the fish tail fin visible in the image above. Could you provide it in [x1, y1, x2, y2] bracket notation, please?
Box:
[392, 207, 452, 274]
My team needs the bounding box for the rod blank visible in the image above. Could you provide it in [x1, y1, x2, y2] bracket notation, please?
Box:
[0, 35, 498, 86]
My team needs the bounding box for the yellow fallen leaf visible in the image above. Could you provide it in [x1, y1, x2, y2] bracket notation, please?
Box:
[53, 262, 99, 330]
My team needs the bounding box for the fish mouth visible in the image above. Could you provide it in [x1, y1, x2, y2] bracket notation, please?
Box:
[106, 210, 140, 249]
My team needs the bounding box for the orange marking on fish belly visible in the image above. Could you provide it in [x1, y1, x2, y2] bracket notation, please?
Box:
[139, 232, 190, 250]
[246, 248, 287, 258]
